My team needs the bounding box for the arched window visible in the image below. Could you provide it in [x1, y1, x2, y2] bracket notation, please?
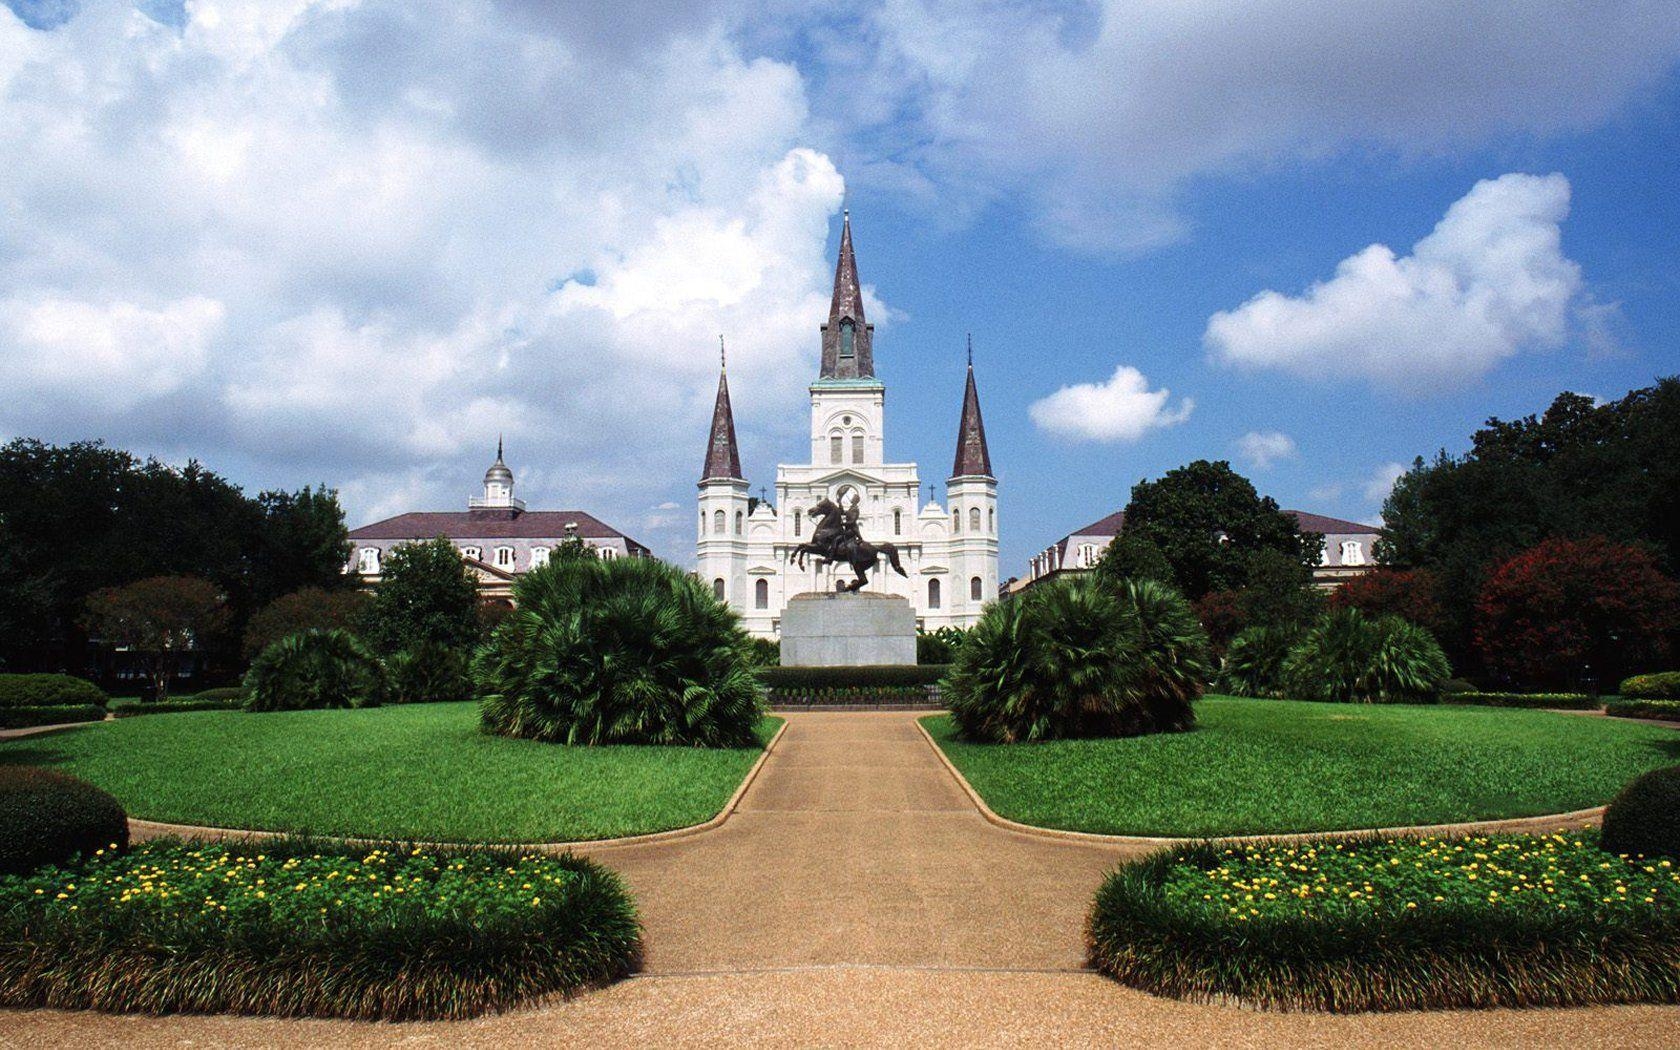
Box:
[793, 509, 802, 536]
[494, 546, 515, 569]
[988, 508, 995, 533]
[713, 509, 726, 534]
[530, 547, 550, 568]
[755, 578, 769, 609]
[851, 431, 864, 464]
[735, 510, 744, 535]
[952, 509, 960, 533]
[461, 545, 482, 561]
[830, 432, 843, 464]
[927, 577, 942, 609]
[969, 507, 981, 532]
[597, 546, 617, 559]
[893, 508, 902, 535]
[713, 578, 726, 601]
[971, 576, 983, 602]
[357, 547, 380, 574]
[839, 318, 855, 358]
[1340, 540, 1364, 566]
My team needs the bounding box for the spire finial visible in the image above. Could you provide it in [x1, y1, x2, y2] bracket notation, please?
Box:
[719, 334, 726, 372]
[966, 332, 973, 367]
[497, 434, 503, 461]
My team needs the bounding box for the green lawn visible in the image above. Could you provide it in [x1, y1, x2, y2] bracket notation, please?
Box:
[925, 697, 1680, 837]
[0, 703, 781, 843]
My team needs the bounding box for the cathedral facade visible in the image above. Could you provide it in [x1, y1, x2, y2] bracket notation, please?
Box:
[697, 213, 999, 638]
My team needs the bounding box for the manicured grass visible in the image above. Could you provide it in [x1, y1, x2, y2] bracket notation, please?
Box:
[0, 703, 781, 843]
[925, 697, 1680, 836]
[1089, 833, 1680, 1011]
[0, 838, 640, 1020]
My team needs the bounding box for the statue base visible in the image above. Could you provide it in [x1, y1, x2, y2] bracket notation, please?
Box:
[779, 591, 917, 667]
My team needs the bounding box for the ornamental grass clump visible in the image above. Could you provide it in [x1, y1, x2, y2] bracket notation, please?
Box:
[476, 556, 761, 747]
[244, 629, 385, 712]
[0, 838, 640, 1020]
[1280, 608, 1450, 703]
[1088, 832, 1680, 1012]
[944, 576, 1210, 743]
[1218, 625, 1300, 699]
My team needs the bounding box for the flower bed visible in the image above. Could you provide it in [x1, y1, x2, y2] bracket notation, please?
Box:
[1088, 833, 1680, 1012]
[0, 838, 640, 1020]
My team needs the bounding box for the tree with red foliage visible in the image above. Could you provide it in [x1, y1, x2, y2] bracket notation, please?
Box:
[1193, 590, 1245, 654]
[1475, 536, 1680, 691]
[1330, 568, 1447, 638]
[241, 586, 370, 659]
[82, 576, 230, 700]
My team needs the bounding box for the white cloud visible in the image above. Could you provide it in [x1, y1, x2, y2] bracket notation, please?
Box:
[1235, 430, 1297, 470]
[1364, 461, 1407, 504]
[1204, 173, 1586, 392]
[1028, 365, 1193, 442]
[0, 295, 225, 410]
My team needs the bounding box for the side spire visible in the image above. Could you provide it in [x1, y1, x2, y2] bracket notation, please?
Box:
[701, 340, 744, 482]
[819, 209, 874, 380]
[951, 342, 994, 479]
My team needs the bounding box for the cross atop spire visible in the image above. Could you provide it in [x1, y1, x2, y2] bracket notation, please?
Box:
[819, 209, 874, 380]
[701, 352, 744, 483]
[719, 334, 727, 371]
[951, 343, 994, 479]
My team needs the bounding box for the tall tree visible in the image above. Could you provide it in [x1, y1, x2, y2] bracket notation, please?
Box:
[81, 576, 230, 700]
[1120, 460, 1321, 601]
[361, 538, 482, 653]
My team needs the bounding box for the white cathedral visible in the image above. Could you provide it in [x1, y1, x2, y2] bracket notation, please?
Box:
[697, 212, 999, 638]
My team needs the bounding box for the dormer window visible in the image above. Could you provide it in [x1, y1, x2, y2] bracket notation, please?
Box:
[461, 545, 482, 561]
[598, 546, 617, 559]
[530, 547, 550, 568]
[494, 546, 514, 569]
[357, 547, 381, 574]
[1340, 540, 1365, 566]
[840, 318, 855, 359]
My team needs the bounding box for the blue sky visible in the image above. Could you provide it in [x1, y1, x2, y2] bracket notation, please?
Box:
[2, 1, 1679, 577]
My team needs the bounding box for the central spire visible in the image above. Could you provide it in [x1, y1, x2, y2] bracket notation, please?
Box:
[819, 209, 875, 381]
[701, 338, 744, 482]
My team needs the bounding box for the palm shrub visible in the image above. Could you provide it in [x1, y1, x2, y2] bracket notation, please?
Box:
[1219, 625, 1300, 698]
[1281, 608, 1450, 703]
[476, 556, 761, 747]
[944, 575, 1209, 742]
[244, 629, 385, 712]
[386, 641, 473, 704]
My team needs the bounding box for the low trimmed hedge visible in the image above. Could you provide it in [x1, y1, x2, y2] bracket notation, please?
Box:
[1446, 692, 1600, 710]
[1089, 833, 1680, 1012]
[0, 767, 129, 877]
[765, 684, 939, 706]
[1602, 766, 1680, 860]
[0, 674, 107, 709]
[0, 838, 641, 1020]
[1606, 699, 1680, 721]
[1620, 673, 1680, 700]
[0, 705, 107, 729]
[756, 664, 949, 690]
[113, 699, 245, 718]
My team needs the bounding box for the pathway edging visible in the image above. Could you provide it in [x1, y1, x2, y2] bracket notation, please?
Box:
[913, 717, 1605, 847]
[129, 719, 788, 852]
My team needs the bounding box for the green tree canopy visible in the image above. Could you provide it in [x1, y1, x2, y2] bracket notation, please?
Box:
[361, 538, 482, 653]
[1119, 460, 1321, 602]
[81, 575, 230, 700]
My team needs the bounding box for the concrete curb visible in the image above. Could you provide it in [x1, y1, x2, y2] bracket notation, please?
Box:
[129, 718, 789, 853]
[913, 717, 1606, 847]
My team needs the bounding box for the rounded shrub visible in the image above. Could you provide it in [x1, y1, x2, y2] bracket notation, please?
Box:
[1218, 625, 1300, 699]
[245, 629, 386, 712]
[0, 767, 128, 876]
[1620, 673, 1680, 700]
[386, 641, 473, 704]
[0, 673, 107, 709]
[476, 556, 762, 747]
[945, 575, 1209, 743]
[1601, 766, 1680, 859]
[1281, 608, 1450, 703]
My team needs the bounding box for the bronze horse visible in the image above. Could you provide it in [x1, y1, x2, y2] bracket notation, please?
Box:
[789, 496, 908, 592]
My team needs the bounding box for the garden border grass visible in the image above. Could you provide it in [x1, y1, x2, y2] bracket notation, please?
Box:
[0, 836, 641, 1021]
[1087, 838, 1680, 1012]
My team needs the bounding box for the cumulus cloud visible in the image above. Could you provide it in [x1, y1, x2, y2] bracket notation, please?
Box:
[1204, 173, 1586, 391]
[1363, 461, 1408, 504]
[1234, 430, 1297, 470]
[1028, 365, 1193, 442]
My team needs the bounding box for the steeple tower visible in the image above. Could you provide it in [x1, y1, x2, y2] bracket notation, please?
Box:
[951, 335, 994, 478]
[819, 210, 875, 380]
[701, 338, 744, 481]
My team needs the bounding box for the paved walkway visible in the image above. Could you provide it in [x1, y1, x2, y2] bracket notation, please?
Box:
[5, 711, 1677, 1047]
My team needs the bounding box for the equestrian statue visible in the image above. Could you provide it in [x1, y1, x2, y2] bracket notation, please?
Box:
[789, 493, 907, 592]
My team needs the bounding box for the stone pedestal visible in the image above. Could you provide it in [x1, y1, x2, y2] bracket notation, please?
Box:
[780, 591, 917, 667]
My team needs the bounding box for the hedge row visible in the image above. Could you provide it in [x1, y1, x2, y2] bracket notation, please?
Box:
[0, 674, 106, 709]
[0, 838, 641, 1021]
[1445, 692, 1600, 710]
[1605, 699, 1680, 721]
[765, 685, 940, 706]
[113, 699, 245, 718]
[0, 706, 107, 730]
[756, 664, 949, 690]
[1620, 672, 1680, 700]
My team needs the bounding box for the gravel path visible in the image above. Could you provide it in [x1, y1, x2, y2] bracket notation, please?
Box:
[4, 710, 1674, 1047]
